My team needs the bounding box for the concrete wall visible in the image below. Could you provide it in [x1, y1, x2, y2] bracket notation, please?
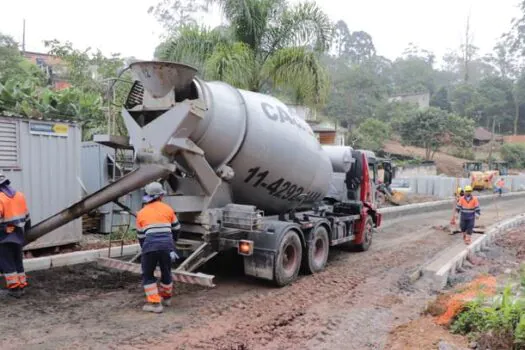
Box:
[0, 116, 82, 250]
[399, 175, 525, 198]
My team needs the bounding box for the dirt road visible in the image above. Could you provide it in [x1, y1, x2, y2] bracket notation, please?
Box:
[1, 197, 521, 350]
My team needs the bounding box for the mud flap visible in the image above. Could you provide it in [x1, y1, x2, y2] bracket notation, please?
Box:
[243, 220, 303, 282]
[243, 249, 275, 281]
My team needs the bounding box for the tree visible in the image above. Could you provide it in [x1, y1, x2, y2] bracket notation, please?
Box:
[450, 83, 480, 118]
[346, 31, 376, 65]
[399, 107, 475, 160]
[475, 76, 514, 130]
[430, 87, 452, 112]
[391, 45, 436, 94]
[156, 0, 333, 108]
[353, 118, 390, 151]
[500, 143, 525, 168]
[148, 0, 211, 33]
[331, 20, 351, 58]
[322, 55, 389, 128]
[0, 33, 45, 85]
[461, 15, 478, 83]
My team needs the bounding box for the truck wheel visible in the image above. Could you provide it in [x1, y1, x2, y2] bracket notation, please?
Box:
[354, 216, 374, 252]
[274, 230, 303, 287]
[302, 226, 329, 274]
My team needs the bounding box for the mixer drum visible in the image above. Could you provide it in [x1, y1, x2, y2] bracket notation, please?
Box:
[188, 80, 333, 214]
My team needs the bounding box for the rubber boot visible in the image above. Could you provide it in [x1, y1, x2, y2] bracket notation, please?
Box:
[161, 297, 172, 307]
[142, 302, 164, 313]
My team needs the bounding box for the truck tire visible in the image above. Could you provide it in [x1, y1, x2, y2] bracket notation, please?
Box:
[273, 230, 303, 287]
[302, 226, 329, 274]
[354, 216, 374, 252]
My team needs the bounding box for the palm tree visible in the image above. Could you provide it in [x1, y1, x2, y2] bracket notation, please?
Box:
[157, 0, 333, 108]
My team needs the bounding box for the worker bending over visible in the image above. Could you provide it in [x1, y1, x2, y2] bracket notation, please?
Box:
[136, 182, 181, 313]
[456, 185, 480, 245]
[0, 173, 30, 298]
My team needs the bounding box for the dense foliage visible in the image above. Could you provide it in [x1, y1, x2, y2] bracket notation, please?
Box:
[452, 279, 525, 350]
[0, 35, 129, 140]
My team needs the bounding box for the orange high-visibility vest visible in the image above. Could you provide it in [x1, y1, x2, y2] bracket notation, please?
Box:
[456, 195, 480, 219]
[0, 191, 30, 244]
[137, 200, 179, 236]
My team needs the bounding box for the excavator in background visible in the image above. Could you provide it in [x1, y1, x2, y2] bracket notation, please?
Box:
[489, 160, 509, 176]
[368, 155, 405, 206]
[463, 160, 506, 191]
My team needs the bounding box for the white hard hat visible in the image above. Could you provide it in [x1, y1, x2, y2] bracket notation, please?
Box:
[0, 173, 10, 186]
[143, 182, 166, 203]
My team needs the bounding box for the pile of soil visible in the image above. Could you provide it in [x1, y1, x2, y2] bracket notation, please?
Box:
[384, 140, 467, 177]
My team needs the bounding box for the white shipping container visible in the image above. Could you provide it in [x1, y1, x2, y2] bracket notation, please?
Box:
[0, 116, 82, 250]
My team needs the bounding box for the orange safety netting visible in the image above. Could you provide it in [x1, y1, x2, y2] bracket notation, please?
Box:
[435, 275, 497, 326]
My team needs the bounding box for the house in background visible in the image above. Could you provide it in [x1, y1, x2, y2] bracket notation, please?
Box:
[23, 51, 70, 90]
[388, 91, 430, 110]
[286, 104, 347, 145]
[473, 127, 503, 146]
[310, 121, 347, 145]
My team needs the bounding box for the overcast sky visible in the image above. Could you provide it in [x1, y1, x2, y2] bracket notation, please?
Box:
[0, 0, 522, 65]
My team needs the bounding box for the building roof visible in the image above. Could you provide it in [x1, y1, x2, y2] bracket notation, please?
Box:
[310, 123, 348, 133]
[503, 135, 525, 144]
[474, 127, 493, 141]
[0, 113, 78, 125]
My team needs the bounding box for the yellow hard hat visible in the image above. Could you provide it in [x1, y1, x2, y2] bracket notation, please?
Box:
[464, 185, 473, 192]
[456, 187, 462, 195]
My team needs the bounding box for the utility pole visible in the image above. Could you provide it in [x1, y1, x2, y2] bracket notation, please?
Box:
[22, 19, 26, 53]
[488, 116, 496, 168]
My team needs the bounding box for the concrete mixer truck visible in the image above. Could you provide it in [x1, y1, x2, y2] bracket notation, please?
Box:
[25, 61, 386, 288]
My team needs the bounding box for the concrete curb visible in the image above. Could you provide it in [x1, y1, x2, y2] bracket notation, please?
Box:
[378, 191, 525, 220]
[424, 213, 525, 291]
[22, 244, 140, 272]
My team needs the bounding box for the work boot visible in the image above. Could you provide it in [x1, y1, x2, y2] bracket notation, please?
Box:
[161, 297, 172, 307]
[142, 303, 164, 313]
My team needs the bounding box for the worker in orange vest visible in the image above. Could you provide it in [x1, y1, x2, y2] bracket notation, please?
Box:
[0, 173, 31, 298]
[136, 182, 180, 313]
[456, 185, 480, 245]
[495, 178, 505, 197]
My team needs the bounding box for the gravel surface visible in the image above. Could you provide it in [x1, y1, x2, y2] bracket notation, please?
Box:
[0, 197, 522, 350]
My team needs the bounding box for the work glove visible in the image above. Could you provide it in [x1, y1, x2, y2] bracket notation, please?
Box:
[475, 213, 480, 219]
[170, 250, 180, 262]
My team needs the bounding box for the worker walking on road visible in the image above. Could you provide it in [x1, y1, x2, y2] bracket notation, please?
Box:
[456, 185, 480, 245]
[0, 173, 30, 298]
[136, 182, 180, 313]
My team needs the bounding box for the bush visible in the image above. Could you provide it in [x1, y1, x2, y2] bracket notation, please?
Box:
[450, 148, 476, 160]
[353, 118, 390, 152]
[451, 283, 525, 349]
[501, 143, 525, 168]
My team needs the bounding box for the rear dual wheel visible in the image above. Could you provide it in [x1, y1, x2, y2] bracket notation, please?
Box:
[273, 230, 303, 287]
[302, 226, 330, 275]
